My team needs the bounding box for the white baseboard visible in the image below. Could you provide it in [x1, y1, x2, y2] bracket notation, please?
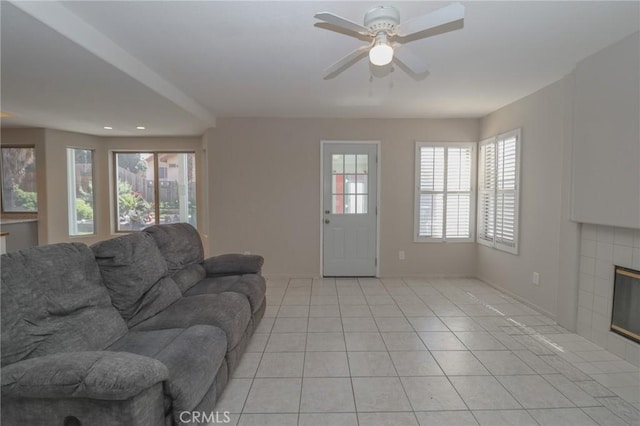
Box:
[264, 272, 556, 323]
[264, 273, 476, 280]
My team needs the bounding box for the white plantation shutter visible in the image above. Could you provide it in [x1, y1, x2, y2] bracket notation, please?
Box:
[477, 129, 520, 254]
[446, 147, 472, 239]
[418, 146, 445, 239]
[415, 143, 475, 242]
[477, 140, 496, 245]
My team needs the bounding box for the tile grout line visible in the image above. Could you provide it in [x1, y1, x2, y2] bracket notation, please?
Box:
[381, 276, 426, 426]
[235, 276, 639, 425]
[399, 276, 485, 425]
[237, 277, 290, 422]
[296, 277, 313, 426]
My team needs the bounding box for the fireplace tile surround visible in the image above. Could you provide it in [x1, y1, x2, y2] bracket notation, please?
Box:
[578, 224, 640, 367]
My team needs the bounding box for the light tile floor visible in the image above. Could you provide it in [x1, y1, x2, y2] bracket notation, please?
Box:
[215, 277, 640, 425]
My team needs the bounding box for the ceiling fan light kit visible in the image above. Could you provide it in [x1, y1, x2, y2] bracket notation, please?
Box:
[369, 33, 394, 66]
[314, 2, 465, 79]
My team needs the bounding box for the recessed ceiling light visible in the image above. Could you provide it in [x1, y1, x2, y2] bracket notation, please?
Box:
[0, 111, 13, 118]
[103, 126, 113, 130]
[136, 126, 146, 130]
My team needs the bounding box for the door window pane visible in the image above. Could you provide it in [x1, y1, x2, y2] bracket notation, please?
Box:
[332, 174, 343, 194]
[332, 155, 344, 174]
[356, 155, 368, 174]
[344, 194, 357, 214]
[344, 175, 357, 194]
[332, 194, 344, 214]
[356, 195, 368, 214]
[330, 153, 369, 215]
[1, 147, 37, 212]
[67, 148, 95, 236]
[344, 155, 356, 174]
[355, 175, 368, 194]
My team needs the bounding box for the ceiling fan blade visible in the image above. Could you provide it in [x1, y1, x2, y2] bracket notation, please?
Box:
[324, 45, 370, 80]
[314, 12, 370, 35]
[395, 3, 464, 38]
[393, 46, 429, 76]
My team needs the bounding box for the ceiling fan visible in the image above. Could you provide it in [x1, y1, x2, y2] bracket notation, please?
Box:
[314, 3, 465, 79]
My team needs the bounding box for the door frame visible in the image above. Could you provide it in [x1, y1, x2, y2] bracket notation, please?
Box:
[320, 140, 381, 277]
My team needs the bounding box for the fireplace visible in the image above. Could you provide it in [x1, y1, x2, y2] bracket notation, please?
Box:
[611, 266, 640, 343]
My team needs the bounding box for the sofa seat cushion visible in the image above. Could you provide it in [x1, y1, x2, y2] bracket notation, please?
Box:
[1, 243, 128, 367]
[184, 274, 266, 314]
[108, 325, 227, 420]
[131, 293, 251, 350]
[91, 233, 182, 327]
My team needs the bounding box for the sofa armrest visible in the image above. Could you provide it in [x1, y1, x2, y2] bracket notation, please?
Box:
[1, 351, 168, 401]
[203, 253, 264, 276]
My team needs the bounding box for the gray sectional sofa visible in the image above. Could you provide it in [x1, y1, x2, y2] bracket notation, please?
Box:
[1, 223, 265, 426]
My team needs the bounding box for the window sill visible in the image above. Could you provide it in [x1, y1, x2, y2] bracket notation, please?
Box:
[414, 238, 475, 243]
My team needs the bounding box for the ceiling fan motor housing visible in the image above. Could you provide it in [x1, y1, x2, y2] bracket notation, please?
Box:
[364, 6, 400, 34]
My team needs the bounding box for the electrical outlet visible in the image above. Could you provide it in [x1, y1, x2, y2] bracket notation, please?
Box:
[532, 272, 540, 286]
[243, 251, 251, 255]
[399, 250, 405, 260]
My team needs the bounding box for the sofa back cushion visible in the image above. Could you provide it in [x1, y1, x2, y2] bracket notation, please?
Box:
[1, 243, 128, 367]
[91, 233, 182, 327]
[144, 223, 204, 273]
[171, 263, 206, 294]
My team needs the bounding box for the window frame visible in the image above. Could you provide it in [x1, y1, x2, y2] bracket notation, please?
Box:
[476, 129, 521, 255]
[111, 150, 197, 233]
[414, 141, 477, 243]
[67, 147, 96, 237]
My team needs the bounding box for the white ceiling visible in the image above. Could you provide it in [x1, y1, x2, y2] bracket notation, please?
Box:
[1, 1, 639, 136]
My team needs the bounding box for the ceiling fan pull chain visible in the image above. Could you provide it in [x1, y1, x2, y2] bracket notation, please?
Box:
[368, 74, 374, 98]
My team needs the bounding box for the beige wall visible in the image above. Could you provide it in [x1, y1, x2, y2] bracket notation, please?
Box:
[206, 118, 479, 277]
[571, 32, 640, 228]
[477, 79, 569, 319]
[476, 33, 639, 328]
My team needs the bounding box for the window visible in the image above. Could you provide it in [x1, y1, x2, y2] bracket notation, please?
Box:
[331, 154, 369, 214]
[1, 146, 38, 213]
[414, 142, 475, 242]
[477, 129, 521, 254]
[114, 152, 196, 232]
[67, 148, 96, 236]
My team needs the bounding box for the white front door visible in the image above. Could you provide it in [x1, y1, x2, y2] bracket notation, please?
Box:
[322, 142, 378, 276]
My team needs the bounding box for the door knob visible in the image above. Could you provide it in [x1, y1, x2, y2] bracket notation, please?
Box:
[324, 219, 330, 224]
